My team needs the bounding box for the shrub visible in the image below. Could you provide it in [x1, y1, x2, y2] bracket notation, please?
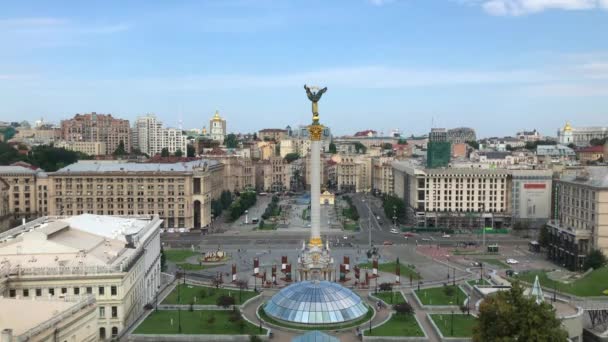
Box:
[217, 295, 236, 308]
[379, 282, 393, 292]
[394, 302, 413, 315]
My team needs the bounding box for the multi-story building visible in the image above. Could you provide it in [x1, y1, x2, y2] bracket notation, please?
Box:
[132, 114, 187, 156]
[55, 140, 107, 156]
[517, 129, 542, 142]
[447, 127, 476, 144]
[558, 122, 608, 147]
[537, 145, 576, 164]
[547, 167, 608, 270]
[257, 156, 289, 192]
[393, 161, 553, 229]
[0, 177, 10, 231]
[335, 155, 371, 193]
[372, 157, 394, 195]
[209, 111, 227, 143]
[203, 155, 255, 192]
[12, 127, 61, 146]
[427, 128, 451, 169]
[575, 145, 604, 164]
[0, 165, 49, 222]
[258, 128, 288, 142]
[48, 160, 223, 229]
[61, 112, 131, 155]
[0, 214, 162, 340]
[0, 296, 98, 342]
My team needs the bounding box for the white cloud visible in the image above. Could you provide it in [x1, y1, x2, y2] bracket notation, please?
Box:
[368, 0, 397, 6]
[465, 0, 608, 15]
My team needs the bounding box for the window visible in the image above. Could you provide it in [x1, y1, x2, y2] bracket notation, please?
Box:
[61, 287, 67, 294]
[99, 327, 106, 339]
[111, 327, 118, 338]
[86, 287, 92, 294]
[36, 288, 42, 296]
[49, 288, 55, 296]
[99, 286, 105, 295]
[111, 306, 117, 318]
[111, 286, 117, 296]
[74, 287, 80, 295]
[23, 289, 29, 297]
[99, 307, 105, 318]
[9, 289, 16, 297]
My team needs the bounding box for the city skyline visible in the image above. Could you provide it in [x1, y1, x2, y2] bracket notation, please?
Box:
[1, 0, 608, 136]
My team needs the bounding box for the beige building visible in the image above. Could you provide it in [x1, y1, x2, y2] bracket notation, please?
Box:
[256, 141, 277, 160]
[48, 160, 223, 229]
[547, 167, 608, 270]
[209, 111, 227, 143]
[0, 178, 10, 232]
[12, 127, 61, 145]
[0, 214, 162, 340]
[258, 128, 288, 142]
[61, 112, 131, 155]
[55, 140, 107, 156]
[0, 166, 49, 222]
[0, 296, 97, 342]
[334, 155, 371, 193]
[372, 157, 394, 195]
[256, 156, 290, 192]
[204, 155, 255, 192]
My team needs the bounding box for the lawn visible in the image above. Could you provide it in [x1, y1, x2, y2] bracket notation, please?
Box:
[358, 261, 421, 280]
[373, 291, 406, 305]
[513, 267, 608, 297]
[133, 310, 263, 335]
[258, 304, 373, 331]
[343, 221, 360, 231]
[177, 263, 223, 271]
[367, 313, 424, 337]
[477, 258, 510, 269]
[430, 314, 476, 338]
[467, 279, 491, 286]
[164, 249, 198, 263]
[415, 285, 466, 306]
[162, 284, 258, 305]
[258, 222, 277, 230]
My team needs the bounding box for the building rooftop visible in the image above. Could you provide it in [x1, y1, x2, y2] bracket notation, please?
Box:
[53, 159, 219, 174]
[0, 165, 41, 175]
[560, 167, 608, 188]
[0, 214, 161, 274]
[576, 145, 604, 153]
[0, 298, 78, 336]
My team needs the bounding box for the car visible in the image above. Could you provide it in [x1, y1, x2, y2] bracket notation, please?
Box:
[421, 238, 431, 242]
[343, 235, 348, 240]
[470, 261, 481, 267]
[383, 241, 393, 246]
[506, 258, 519, 264]
[442, 234, 451, 238]
[390, 228, 399, 234]
[404, 232, 416, 237]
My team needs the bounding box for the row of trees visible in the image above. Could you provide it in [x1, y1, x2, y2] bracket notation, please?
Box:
[342, 195, 360, 221]
[0, 141, 93, 171]
[211, 190, 233, 219]
[382, 194, 406, 224]
[261, 195, 281, 220]
[227, 191, 257, 222]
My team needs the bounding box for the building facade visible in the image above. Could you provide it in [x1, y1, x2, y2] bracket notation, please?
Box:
[575, 145, 604, 164]
[558, 122, 608, 147]
[372, 157, 394, 195]
[0, 178, 10, 232]
[447, 127, 476, 144]
[60, 113, 131, 155]
[204, 155, 255, 192]
[0, 214, 162, 340]
[0, 166, 49, 222]
[257, 156, 290, 192]
[55, 140, 107, 156]
[335, 155, 371, 193]
[547, 167, 608, 270]
[258, 128, 288, 142]
[209, 111, 227, 143]
[132, 114, 187, 156]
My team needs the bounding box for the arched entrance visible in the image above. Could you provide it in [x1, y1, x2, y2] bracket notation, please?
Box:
[193, 200, 201, 229]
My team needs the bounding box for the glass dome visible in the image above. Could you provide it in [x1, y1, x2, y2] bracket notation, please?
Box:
[264, 281, 367, 325]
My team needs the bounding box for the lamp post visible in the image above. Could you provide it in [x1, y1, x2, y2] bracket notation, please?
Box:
[392, 205, 397, 228]
[450, 309, 454, 337]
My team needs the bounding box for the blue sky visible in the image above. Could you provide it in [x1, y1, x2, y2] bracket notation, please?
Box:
[1, 0, 608, 137]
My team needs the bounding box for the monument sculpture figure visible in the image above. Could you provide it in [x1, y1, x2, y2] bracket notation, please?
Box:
[304, 84, 327, 124]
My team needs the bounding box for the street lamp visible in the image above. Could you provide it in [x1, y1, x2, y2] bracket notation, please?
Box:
[450, 309, 454, 337]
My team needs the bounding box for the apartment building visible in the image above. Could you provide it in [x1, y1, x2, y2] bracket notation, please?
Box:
[0, 178, 10, 231]
[335, 155, 371, 193]
[258, 128, 288, 142]
[61, 112, 131, 154]
[547, 167, 608, 270]
[55, 140, 107, 156]
[372, 157, 394, 195]
[204, 155, 255, 192]
[49, 160, 223, 229]
[0, 296, 98, 342]
[0, 214, 162, 340]
[132, 114, 187, 156]
[256, 156, 290, 192]
[0, 166, 49, 222]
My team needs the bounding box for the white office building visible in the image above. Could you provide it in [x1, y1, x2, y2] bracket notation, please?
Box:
[133, 114, 187, 156]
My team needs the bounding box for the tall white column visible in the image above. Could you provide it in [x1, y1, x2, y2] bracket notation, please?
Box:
[310, 139, 321, 244]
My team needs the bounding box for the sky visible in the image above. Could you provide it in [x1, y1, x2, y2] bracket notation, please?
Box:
[1, 0, 608, 137]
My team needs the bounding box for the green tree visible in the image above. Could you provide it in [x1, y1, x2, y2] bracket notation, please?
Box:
[538, 225, 549, 247]
[187, 144, 195, 157]
[382, 195, 406, 224]
[0, 141, 25, 165]
[328, 142, 337, 154]
[394, 302, 413, 315]
[584, 249, 607, 270]
[252, 132, 258, 141]
[382, 143, 393, 150]
[397, 138, 408, 145]
[174, 148, 183, 157]
[284, 152, 300, 163]
[160, 148, 170, 157]
[160, 247, 167, 271]
[216, 295, 235, 308]
[466, 140, 479, 150]
[473, 282, 568, 342]
[354, 142, 367, 154]
[224, 133, 238, 148]
[113, 140, 127, 156]
[590, 137, 607, 146]
[249, 335, 263, 342]
[220, 190, 233, 209]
